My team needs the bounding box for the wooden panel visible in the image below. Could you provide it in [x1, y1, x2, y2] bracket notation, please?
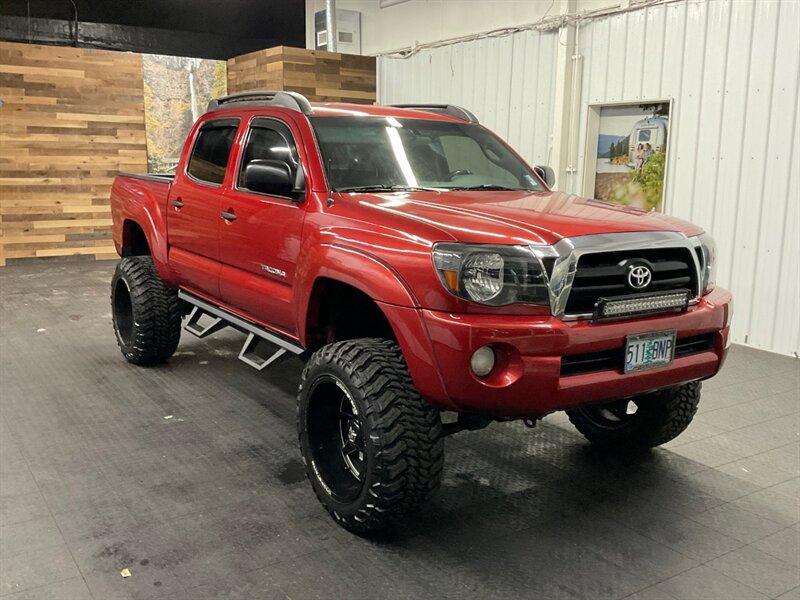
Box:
[0, 41, 147, 266]
[226, 46, 284, 94]
[227, 46, 376, 105]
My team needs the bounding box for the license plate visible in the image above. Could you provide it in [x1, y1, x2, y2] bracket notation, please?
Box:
[624, 330, 676, 373]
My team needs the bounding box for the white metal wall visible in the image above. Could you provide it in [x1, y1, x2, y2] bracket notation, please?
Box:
[378, 0, 799, 356]
[378, 29, 559, 167]
[571, 0, 800, 356]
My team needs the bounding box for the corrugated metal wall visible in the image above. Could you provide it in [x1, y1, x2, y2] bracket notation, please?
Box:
[572, 0, 799, 356]
[378, 0, 800, 356]
[378, 29, 559, 166]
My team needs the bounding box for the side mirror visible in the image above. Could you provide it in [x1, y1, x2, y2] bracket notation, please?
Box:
[533, 165, 556, 188]
[243, 159, 299, 198]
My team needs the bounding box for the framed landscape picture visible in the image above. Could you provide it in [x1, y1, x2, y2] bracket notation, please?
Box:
[142, 55, 227, 174]
[584, 100, 672, 212]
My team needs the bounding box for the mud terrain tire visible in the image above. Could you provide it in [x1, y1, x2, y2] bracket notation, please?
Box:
[111, 256, 181, 366]
[298, 338, 444, 533]
[566, 382, 701, 451]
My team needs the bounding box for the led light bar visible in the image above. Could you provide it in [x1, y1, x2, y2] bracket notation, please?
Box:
[594, 290, 691, 321]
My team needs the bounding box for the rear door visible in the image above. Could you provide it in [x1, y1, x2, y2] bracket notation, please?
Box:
[167, 118, 239, 298]
[218, 116, 307, 335]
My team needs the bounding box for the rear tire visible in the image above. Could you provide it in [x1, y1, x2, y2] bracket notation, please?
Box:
[111, 256, 181, 366]
[298, 338, 443, 533]
[566, 381, 701, 452]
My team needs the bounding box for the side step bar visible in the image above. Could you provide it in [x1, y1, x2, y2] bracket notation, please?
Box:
[178, 290, 305, 371]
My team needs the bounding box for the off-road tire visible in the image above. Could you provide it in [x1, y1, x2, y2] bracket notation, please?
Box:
[111, 256, 181, 366]
[566, 381, 701, 452]
[298, 338, 444, 533]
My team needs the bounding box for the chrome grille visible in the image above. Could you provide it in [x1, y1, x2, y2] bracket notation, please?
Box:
[564, 248, 698, 315]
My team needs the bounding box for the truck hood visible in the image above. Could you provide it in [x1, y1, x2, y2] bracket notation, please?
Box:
[346, 190, 703, 245]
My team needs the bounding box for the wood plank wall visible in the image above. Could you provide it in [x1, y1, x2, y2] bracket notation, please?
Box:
[227, 46, 376, 104]
[0, 41, 147, 265]
[0, 43, 372, 266]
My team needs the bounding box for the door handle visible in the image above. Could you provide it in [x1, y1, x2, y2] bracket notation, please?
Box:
[170, 198, 184, 208]
[221, 210, 237, 222]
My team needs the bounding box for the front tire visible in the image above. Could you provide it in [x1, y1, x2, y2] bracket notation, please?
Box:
[111, 256, 181, 366]
[298, 338, 444, 533]
[566, 381, 701, 452]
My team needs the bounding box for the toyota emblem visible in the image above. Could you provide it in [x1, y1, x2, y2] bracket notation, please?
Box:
[626, 265, 652, 290]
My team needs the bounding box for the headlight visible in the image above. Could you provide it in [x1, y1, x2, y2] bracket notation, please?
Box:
[462, 252, 504, 302]
[696, 232, 717, 294]
[432, 243, 550, 306]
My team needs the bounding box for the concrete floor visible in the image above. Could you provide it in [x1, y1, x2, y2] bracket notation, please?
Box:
[0, 260, 798, 600]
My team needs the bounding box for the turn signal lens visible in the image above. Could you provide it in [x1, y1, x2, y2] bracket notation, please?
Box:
[443, 270, 459, 292]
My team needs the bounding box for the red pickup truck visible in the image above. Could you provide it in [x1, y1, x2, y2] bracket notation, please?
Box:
[110, 91, 732, 532]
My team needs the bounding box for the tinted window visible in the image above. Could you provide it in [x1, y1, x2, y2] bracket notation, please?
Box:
[310, 116, 544, 192]
[238, 121, 300, 190]
[187, 122, 238, 185]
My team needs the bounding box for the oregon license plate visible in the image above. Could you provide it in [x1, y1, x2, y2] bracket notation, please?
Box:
[624, 330, 676, 373]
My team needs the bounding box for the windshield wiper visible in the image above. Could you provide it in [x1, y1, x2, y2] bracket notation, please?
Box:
[450, 184, 526, 191]
[336, 184, 441, 193]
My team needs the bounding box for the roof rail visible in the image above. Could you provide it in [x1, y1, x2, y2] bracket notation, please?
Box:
[207, 91, 312, 115]
[389, 104, 479, 124]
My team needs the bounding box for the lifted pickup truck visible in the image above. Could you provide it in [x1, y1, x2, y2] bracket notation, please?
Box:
[110, 91, 732, 532]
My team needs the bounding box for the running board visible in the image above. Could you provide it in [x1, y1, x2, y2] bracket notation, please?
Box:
[238, 333, 289, 370]
[178, 290, 304, 371]
[184, 306, 226, 338]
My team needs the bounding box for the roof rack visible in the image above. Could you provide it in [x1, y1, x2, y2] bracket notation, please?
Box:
[389, 104, 479, 124]
[207, 91, 312, 115]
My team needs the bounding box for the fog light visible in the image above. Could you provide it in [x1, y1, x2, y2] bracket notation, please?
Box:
[470, 346, 496, 377]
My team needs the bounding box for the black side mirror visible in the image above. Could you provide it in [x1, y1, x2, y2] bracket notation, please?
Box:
[244, 159, 299, 198]
[533, 165, 556, 188]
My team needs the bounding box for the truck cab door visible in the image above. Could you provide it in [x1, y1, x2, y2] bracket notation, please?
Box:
[167, 118, 240, 299]
[218, 117, 308, 336]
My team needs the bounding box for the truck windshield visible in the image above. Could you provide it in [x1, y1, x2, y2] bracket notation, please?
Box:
[310, 116, 545, 193]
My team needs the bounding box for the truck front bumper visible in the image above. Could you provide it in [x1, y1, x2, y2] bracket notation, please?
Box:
[387, 287, 732, 418]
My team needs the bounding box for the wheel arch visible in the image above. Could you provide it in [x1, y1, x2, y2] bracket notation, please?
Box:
[121, 219, 151, 257]
[298, 268, 453, 410]
[296, 244, 419, 349]
[116, 214, 174, 285]
[303, 277, 397, 352]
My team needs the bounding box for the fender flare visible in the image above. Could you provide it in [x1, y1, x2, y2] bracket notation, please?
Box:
[294, 243, 419, 346]
[112, 179, 175, 285]
[294, 243, 453, 407]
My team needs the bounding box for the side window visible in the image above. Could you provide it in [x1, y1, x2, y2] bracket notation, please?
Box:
[186, 121, 239, 185]
[238, 120, 300, 191]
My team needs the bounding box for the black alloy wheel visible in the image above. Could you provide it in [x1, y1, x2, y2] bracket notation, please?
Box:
[305, 374, 367, 503]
